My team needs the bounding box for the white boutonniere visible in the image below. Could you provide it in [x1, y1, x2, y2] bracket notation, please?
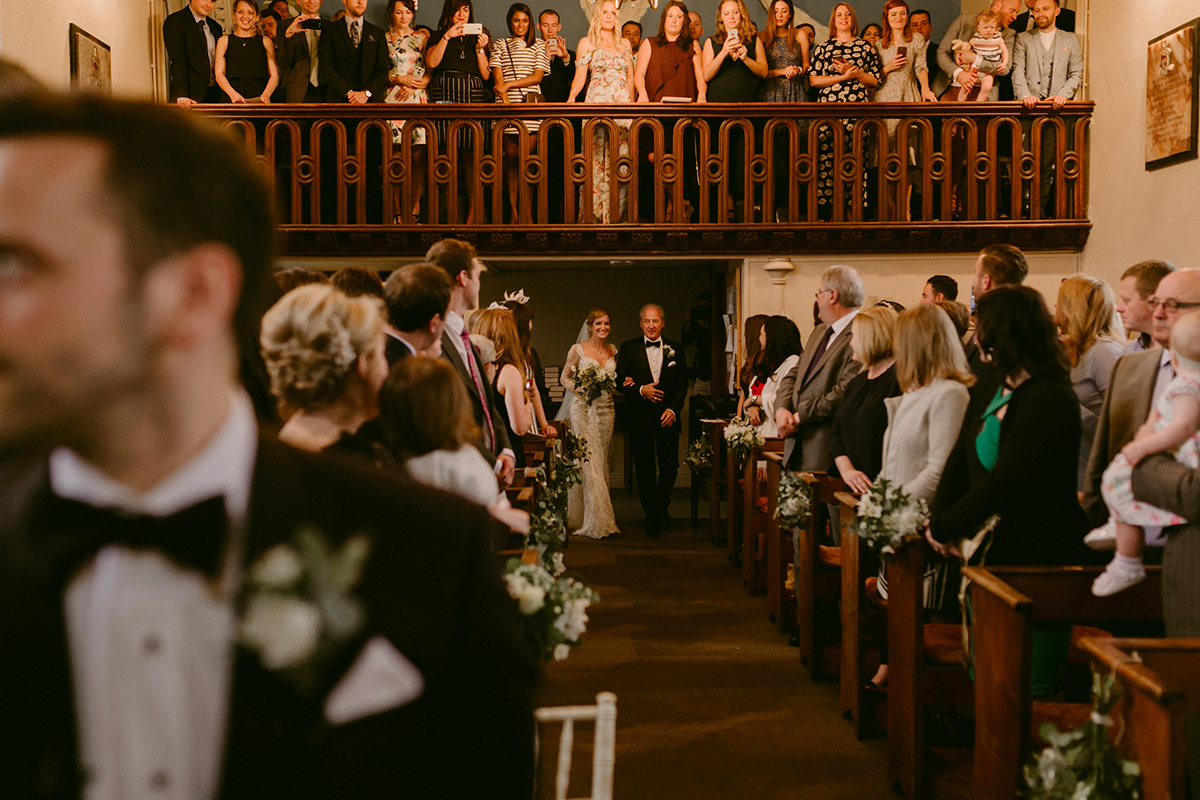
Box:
[663, 344, 675, 360]
[239, 526, 372, 696]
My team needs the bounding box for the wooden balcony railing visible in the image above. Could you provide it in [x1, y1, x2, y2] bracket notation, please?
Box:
[201, 102, 1092, 257]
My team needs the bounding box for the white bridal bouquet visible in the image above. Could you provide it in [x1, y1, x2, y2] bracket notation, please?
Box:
[504, 558, 601, 662]
[573, 362, 617, 406]
[723, 416, 764, 464]
[852, 477, 929, 560]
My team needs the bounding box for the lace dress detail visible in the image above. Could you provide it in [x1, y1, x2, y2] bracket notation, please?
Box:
[562, 343, 619, 539]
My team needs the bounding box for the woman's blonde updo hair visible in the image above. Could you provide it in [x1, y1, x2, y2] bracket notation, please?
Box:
[260, 283, 384, 411]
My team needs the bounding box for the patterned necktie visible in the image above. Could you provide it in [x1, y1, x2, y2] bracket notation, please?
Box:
[308, 29, 320, 87]
[459, 328, 496, 450]
[803, 327, 836, 383]
[350, 20, 361, 47]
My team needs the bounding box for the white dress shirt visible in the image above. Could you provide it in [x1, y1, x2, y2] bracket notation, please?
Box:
[444, 311, 515, 463]
[644, 337, 665, 382]
[52, 391, 258, 800]
[190, 8, 217, 82]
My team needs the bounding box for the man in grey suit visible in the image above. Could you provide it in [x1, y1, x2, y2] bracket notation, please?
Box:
[936, 0, 1019, 100]
[276, 0, 326, 103]
[1012, 0, 1083, 214]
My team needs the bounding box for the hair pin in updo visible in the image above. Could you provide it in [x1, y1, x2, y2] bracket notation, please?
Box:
[503, 289, 531, 305]
[327, 319, 357, 372]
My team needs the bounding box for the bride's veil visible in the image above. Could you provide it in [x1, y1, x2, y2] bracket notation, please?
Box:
[553, 320, 593, 422]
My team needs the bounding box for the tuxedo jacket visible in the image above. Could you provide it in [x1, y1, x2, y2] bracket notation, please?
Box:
[1081, 349, 1160, 526]
[275, 17, 325, 103]
[441, 329, 513, 459]
[0, 438, 537, 799]
[1011, 9, 1076, 35]
[163, 7, 223, 102]
[776, 323, 861, 471]
[318, 18, 391, 102]
[616, 337, 687, 427]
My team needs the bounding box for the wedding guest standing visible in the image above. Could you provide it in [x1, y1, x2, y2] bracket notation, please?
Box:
[0, 91, 536, 798]
[744, 316, 803, 438]
[490, 3, 550, 223]
[276, 0, 326, 102]
[503, 295, 553, 435]
[810, 2, 880, 221]
[215, 1, 280, 103]
[738, 313, 770, 423]
[164, 0, 224, 107]
[319, 0, 391, 103]
[567, 0, 635, 223]
[383, 0, 429, 221]
[426, 0, 491, 222]
[1055, 274, 1126, 488]
[538, 8, 578, 222]
[759, 0, 808, 102]
[829, 306, 902, 494]
[471, 307, 538, 469]
[702, 0, 767, 221]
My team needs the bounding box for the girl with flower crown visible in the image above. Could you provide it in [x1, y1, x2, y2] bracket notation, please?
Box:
[260, 284, 391, 453]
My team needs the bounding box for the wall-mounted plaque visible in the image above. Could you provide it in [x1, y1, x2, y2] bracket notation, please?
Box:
[1146, 18, 1199, 170]
[69, 25, 112, 95]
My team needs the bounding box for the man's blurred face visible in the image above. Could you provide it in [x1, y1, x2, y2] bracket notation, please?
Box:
[299, 0, 321, 15]
[190, 0, 216, 17]
[622, 22, 642, 49]
[920, 283, 943, 305]
[539, 12, 560, 40]
[1117, 276, 1154, 335]
[688, 11, 703, 40]
[909, 12, 931, 40]
[991, 0, 1020, 27]
[640, 307, 664, 340]
[0, 138, 157, 454]
[1150, 271, 1200, 347]
[342, 0, 367, 20]
[1031, 0, 1059, 30]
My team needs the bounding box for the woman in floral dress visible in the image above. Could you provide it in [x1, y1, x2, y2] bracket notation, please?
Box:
[384, 0, 429, 222]
[809, 2, 880, 220]
[567, 0, 634, 223]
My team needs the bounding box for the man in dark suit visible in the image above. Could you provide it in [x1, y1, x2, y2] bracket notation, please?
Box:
[163, 0, 224, 107]
[425, 239, 517, 485]
[909, 9, 949, 96]
[964, 243, 1028, 385]
[0, 92, 535, 799]
[617, 304, 687, 536]
[538, 9, 581, 223]
[276, 0, 326, 103]
[1011, 0, 1075, 35]
[318, 0, 391, 103]
[382, 262, 452, 366]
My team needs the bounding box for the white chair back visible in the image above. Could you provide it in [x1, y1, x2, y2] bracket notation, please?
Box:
[533, 692, 617, 800]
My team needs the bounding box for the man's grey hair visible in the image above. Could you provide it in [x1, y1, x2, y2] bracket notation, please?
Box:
[821, 265, 864, 309]
[640, 303, 665, 318]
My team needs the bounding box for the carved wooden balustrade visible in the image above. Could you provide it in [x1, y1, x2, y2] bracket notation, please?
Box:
[200, 102, 1092, 257]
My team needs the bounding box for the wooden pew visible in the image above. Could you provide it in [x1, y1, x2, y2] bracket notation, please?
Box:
[966, 565, 1164, 800]
[1081, 637, 1200, 800]
[701, 419, 729, 549]
[794, 471, 847, 673]
[741, 438, 785, 594]
[837, 491, 888, 739]
[726, 434, 743, 565]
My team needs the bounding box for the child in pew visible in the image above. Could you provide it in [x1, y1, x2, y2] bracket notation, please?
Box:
[1087, 312, 1200, 596]
[379, 355, 529, 533]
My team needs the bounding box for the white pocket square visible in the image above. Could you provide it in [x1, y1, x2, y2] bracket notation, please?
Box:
[324, 636, 424, 726]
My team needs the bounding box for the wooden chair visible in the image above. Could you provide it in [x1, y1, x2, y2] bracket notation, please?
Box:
[794, 471, 847, 673]
[741, 438, 785, 594]
[966, 565, 1164, 800]
[700, 419, 729, 549]
[535, 692, 618, 800]
[1081, 637, 1200, 800]
[836, 491, 887, 739]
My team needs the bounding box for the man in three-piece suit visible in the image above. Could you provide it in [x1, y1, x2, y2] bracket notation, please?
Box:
[425, 239, 518, 486]
[382, 262, 452, 366]
[275, 0, 327, 103]
[617, 304, 688, 537]
[318, 0, 391, 103]
[1012, 0, 1083, 214]
[0, 93, 536, 799]
[163, 0, 224, 107]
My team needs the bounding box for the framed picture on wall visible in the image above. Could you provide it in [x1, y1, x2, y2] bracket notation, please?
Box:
[69, 25, 112, 95]
[1145, 18, 1199, 171]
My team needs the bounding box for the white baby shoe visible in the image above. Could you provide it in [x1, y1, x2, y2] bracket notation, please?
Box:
[1091, 560, 1146, 597]
[1083, 521, 1118, 551]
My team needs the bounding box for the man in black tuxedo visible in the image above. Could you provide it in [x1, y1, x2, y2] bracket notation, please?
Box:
[0, 93, 535, 799]
[617, 304, 687, 536]
[163, 0, 224, 107]
[318, 0, 391, 103]
[276, 0, 327, 103]
[382, 262, 452, 365]
[425, 238, 518, 486]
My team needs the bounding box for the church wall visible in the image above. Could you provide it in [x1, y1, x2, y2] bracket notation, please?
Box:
[1080, 0, 1200, 285]
[2, 0, 156, 97]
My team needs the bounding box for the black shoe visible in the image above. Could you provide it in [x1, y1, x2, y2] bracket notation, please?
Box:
[661, 512, 672, 529]
[788, 632, 799, 647]
[645, 520, 661, 538]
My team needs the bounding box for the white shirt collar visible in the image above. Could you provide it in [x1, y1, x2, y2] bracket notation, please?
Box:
[444, 310, 466, 338]
[828, 308, 859, 338]
[49, 390, 258, 526]
[1161, 348, 1174, 369]
[190, 7, 207, 24]
[346, 15, 362, 32]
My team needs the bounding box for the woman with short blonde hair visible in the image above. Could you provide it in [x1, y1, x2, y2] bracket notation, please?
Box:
[893, 303, 975, 393]
[260, 283, 390, 452]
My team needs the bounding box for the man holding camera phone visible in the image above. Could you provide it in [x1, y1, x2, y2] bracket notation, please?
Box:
[276, 0, 326, 103]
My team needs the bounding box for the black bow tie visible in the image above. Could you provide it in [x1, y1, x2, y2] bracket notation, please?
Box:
[43, 494, 228, 580]
[645, 340, 662, 348]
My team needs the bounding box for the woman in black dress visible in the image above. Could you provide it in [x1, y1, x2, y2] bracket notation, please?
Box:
[701, 0, 767, 221]
[215, 0, 279, 103]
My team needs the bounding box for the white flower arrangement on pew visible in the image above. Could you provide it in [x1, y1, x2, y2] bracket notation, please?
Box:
[1025, 665, 1142, 799]
[573, 362, 617, 407]
[503, 433, 600, 662]
[852, 477, 928, 561]
[775, 471, 813, 530]
[723, 416, 764, 466]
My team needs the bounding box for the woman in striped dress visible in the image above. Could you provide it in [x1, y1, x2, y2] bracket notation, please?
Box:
[490, 3, 550, 223]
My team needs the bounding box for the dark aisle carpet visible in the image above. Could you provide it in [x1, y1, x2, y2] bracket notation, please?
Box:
[534, 488, 898, 800]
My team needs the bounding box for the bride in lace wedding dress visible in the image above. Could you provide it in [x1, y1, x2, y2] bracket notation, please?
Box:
[561, 308, 620, 539]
